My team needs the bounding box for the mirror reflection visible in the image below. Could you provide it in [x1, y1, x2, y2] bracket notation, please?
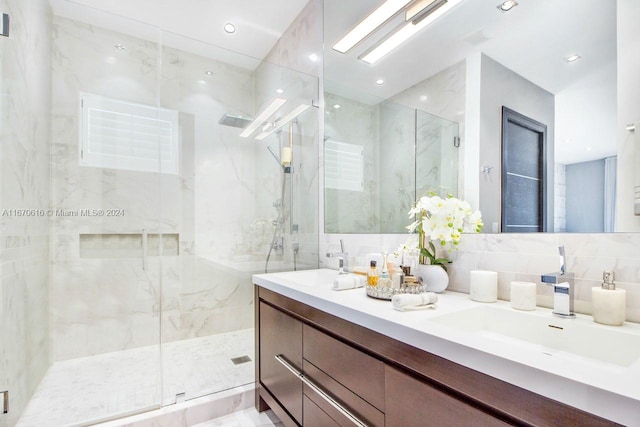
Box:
[324, 0, 637, 233]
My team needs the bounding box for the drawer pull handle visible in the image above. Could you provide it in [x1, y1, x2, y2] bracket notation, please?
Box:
[275, 355, 369, 427]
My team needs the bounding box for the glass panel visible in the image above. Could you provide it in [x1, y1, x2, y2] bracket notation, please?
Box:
[157, 31, 319, 404]
[324, 97, 459, 234]
[416, 110, 459, 199]
[9, 5, 164, 425]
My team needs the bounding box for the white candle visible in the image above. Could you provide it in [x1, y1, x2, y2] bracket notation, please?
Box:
[510, 281, 537, 311]
[469, 270, 498, 302]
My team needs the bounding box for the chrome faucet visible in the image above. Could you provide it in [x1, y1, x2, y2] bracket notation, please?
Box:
[326, 239, 349, 274]
[541, 246, 575, 318]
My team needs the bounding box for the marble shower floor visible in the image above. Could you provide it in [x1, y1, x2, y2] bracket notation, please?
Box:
[17, 329, 255, 427]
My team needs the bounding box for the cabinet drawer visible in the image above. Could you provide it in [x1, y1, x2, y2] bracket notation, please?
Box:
[385, 366, 510, 427]
[303, 324, 385, 412]
[303, 360, 384, 427]
[303, 395, 340, 427]
[259, 302, 303, 425]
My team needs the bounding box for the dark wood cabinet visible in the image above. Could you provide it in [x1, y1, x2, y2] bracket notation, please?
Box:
[385, 365, 510, 427]
[258, 301, 303, 425]
[255, 286, 620, 427]
[302, 395, 340, 427]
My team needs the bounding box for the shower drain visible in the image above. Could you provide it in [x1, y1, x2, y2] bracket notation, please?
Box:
[231, 355, 252, 365]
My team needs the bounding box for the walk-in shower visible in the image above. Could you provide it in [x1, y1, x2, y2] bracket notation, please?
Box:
[1, 0, 320, 425]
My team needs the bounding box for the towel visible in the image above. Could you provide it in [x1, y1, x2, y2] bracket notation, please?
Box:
[332, 274, 366, 291]
[392, 292, 438, 311]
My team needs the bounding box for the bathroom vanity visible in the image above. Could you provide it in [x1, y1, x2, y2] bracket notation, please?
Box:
[254, 269, 639, 426]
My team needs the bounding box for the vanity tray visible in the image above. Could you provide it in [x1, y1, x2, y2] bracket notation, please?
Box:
[365, 283, 426, 300]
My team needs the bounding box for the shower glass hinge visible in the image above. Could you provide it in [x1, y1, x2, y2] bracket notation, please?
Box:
[1, 390, 8, 414]
[453, 136, 461, 147]
[1, 13, 9, 37]
[312, 99, 320, 108]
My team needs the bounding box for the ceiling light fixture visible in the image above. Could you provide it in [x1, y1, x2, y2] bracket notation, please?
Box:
[333, 104, 341, 109]
[205, 69, 214, 76]
[114, 43, 125, 50]
[308, 53, 319, 62]
[224, 23, 236, 34]
[333, 0, 412, 54]
[497, 0, 518, 12]
[360, 0, 462, 64]
[376, 79, 385, 85]
[276, 88, 284, 94]
[563, 54, 582, 63]
[407, 0, 447, 23]
[240, 98, 287, 138]
[255, 104, 311, 140]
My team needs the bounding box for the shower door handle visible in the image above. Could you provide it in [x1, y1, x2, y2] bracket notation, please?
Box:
[142, 229, 148, 271]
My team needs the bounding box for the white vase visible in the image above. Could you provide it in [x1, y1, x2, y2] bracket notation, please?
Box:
[413, 264, 449, 293]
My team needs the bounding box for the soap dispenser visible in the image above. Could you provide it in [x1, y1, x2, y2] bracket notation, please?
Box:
[592, 271, 626, 326]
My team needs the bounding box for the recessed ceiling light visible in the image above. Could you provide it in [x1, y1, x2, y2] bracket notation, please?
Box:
[419, 95, 428, 101]
[586, 147, 592, 152]
[204, 69, 214, 76]
[224, 23, 236, 34]
[114, 43, 125, 50]
[276, 88, 284, 94]
[309, 53, 319, 62]
[376, 79, 385, 85]
[564, 54, 582, 63]
[497, 0, 518, 12]
[333, 104, 341, 109]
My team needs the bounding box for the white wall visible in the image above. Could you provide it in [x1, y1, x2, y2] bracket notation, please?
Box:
[616, 0, 640, 231]
[478, 54, 555, 232]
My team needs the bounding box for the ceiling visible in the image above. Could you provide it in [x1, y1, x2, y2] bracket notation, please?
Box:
[49, 0, 617, 164]
[324, 0, 616, 101]
[48, 0, 310, 67]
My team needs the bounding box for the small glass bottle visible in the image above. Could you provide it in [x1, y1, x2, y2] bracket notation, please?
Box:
[367, 260, 379, 287]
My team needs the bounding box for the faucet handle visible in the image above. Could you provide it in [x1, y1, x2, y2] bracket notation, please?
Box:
[558, 246, 566, 274]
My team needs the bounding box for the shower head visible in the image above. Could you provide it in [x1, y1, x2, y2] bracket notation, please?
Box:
[218, 113, 253, 129]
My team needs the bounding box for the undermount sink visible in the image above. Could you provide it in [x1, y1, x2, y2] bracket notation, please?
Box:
[268, 269, 339, 287]
[428, 306, 640, 367]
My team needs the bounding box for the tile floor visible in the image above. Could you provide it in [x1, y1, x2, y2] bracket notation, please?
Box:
[194, 408, 283, 427]
[17, 329, 255, 427]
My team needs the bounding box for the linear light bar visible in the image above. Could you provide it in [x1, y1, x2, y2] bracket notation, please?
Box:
[332, 0, 412, 54]
[406, 0, 441, 21]
[255, 104, 311, 141]
[239, 98, 287, 138]
[360, 0, 462, 64]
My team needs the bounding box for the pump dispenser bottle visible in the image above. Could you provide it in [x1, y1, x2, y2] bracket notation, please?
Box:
[592, 271, 626, 326]
[367, 260, 379, 287]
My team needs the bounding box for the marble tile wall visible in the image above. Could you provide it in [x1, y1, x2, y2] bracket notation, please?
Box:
[261, 0, 322, 270]
[49, 15, 165, 361]
[49, 0, 323, 362]
[324, 92, 380, 233]
[0, 0, 52, 425]
[321, 232, 640, 323]
[378, 102, 415, 233]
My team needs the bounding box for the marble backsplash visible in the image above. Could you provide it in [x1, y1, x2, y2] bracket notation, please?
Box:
[320, 232, 640, 323]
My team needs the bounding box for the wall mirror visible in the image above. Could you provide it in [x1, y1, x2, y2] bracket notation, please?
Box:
[323, 0, 638, 233]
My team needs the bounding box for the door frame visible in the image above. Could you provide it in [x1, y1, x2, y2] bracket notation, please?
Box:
[500, 106, 548, 232]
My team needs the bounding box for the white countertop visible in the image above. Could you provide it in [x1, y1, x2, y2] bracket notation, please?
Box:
[253, 269, 640, 426]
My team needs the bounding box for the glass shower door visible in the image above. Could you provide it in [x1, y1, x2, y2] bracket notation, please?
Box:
[42, 6, 164, 425]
